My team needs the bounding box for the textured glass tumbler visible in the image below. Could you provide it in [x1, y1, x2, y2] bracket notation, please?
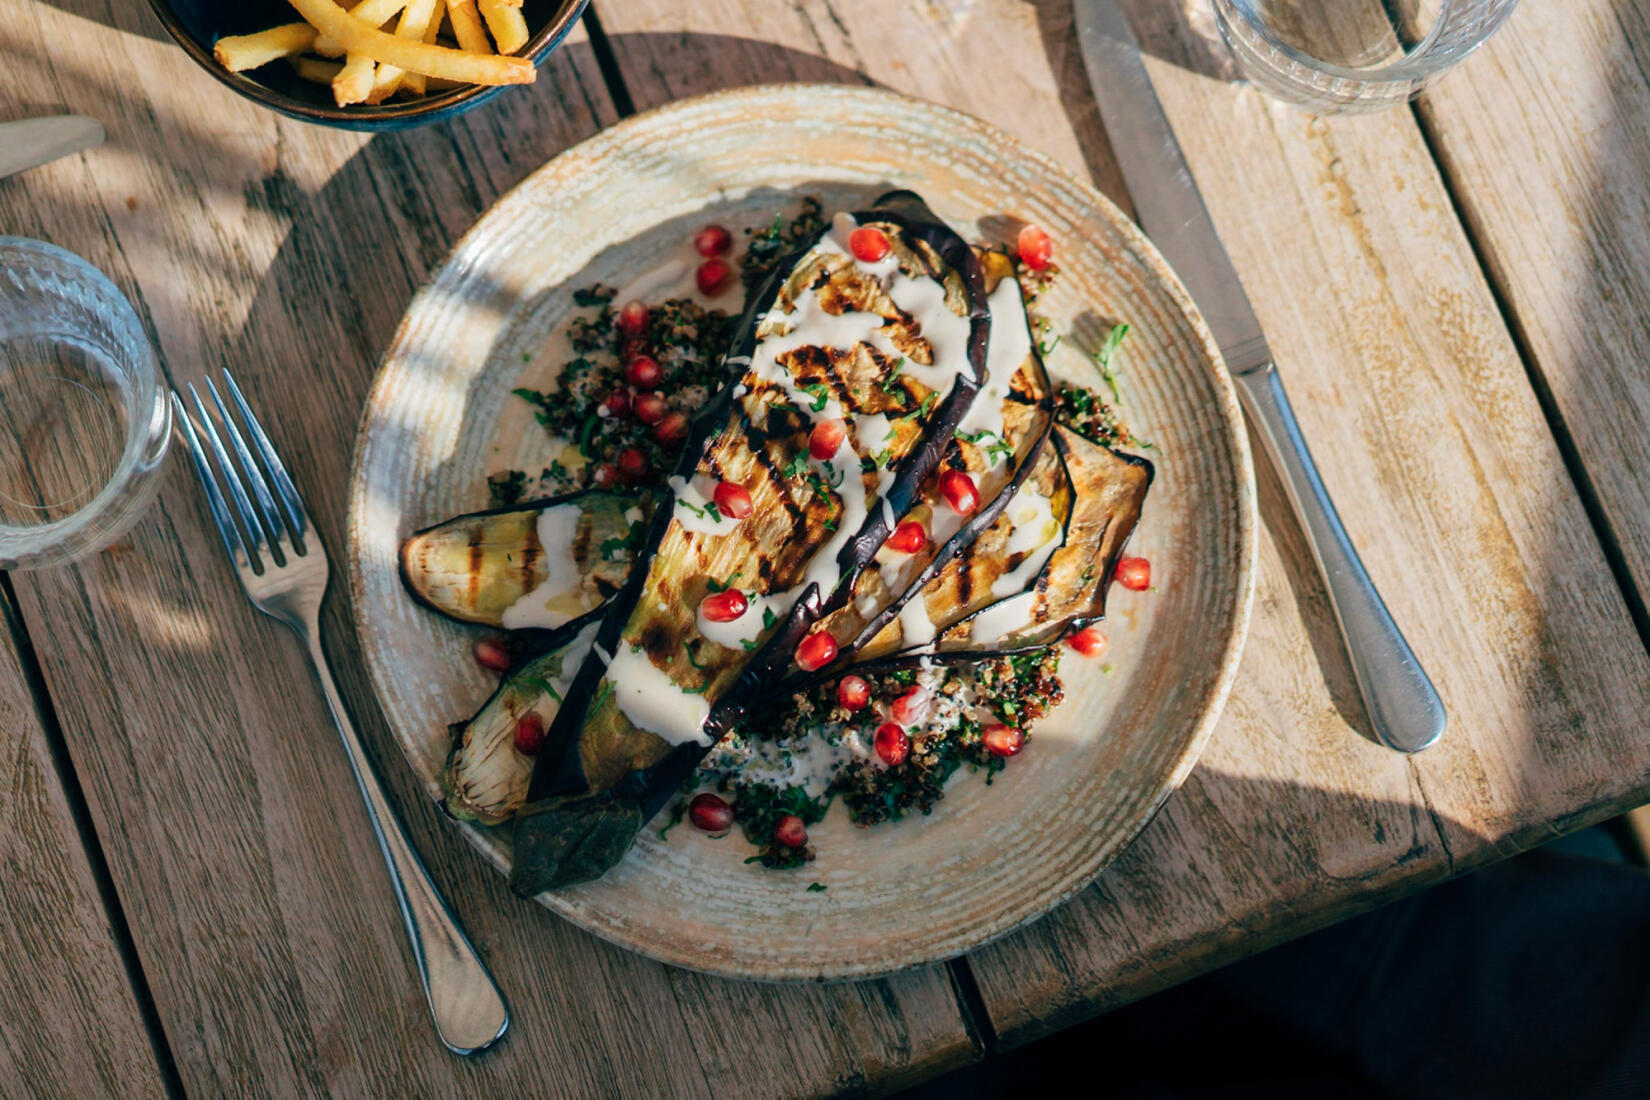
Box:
[0, 239, 170, 568]
[1213, 0, 1520, 113]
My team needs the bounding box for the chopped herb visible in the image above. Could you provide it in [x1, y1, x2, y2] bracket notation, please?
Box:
[1038, 333, 1062, 357]
[799, 382, 831, 412]
[879, 359, 907, 393]
[486, 468, 527, 507]
[577, 413, 601, 459]
[762, 607, 778, 630]
[898, 391, 938, 422]
[783, 452, 810, 478]
[685, 644, 709, 670]
[572, 285, 615, 307]
[657, 799, 688, 839]
[1093, 322, 1129, 402]
[806, 882, 828, 893]
[706, 572, 742, 593]
[599, 535, 630, 561]
[678, 497, 723, 523]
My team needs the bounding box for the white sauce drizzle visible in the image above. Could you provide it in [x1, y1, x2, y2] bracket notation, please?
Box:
[605, 646, 713, 747]
[667, 474, 734, 536]
[898, 593, 938, 648]
[957, 277, 1033, 464]
[992, 483, 1062, 599]
[967, 591, 1038, 647]
[695, 590, 791, 651]
[500, 503, 598, 630]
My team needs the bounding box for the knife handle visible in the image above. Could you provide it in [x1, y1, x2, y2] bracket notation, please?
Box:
[1232, 363, 1446, 752]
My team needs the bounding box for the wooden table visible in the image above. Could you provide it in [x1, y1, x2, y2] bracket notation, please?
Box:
[5, 1, 1650, 1095]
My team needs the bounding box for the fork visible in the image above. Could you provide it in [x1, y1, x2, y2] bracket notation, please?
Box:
[171, 371, 509, 1056]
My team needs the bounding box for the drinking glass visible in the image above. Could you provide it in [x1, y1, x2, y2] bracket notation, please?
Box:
[0, 238, 170, 568]
[1212, 0, 1520, 113]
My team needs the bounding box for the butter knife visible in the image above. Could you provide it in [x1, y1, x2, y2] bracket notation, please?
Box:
[0, 116, 104, 180]
[1076, 1, 1446, 752]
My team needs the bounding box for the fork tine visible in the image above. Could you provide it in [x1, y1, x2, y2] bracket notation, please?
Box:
[171, 391, 251, 569]
[207, 376, 290, 554]
[188, 383, 270, 567]
[223, 370, 308, 544]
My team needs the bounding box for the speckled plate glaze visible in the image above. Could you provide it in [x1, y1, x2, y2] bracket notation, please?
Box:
[348, 84, 1257, 981]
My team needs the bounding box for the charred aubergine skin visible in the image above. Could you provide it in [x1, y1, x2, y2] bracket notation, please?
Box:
[509, 191, 991, 894]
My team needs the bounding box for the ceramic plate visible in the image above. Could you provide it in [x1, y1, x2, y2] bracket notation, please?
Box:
[347, 84, 1256, 981]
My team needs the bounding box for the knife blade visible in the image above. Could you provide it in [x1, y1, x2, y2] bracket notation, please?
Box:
[1076, 0, 1447, 753]
[0, 116, 104, 181]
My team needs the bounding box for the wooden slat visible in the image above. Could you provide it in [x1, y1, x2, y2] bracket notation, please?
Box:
[0, 5, 972, 1096]
[0, 597, 166, 1099]
[1406, 3, 1650, 609]
[593, 0, 1650, 1048]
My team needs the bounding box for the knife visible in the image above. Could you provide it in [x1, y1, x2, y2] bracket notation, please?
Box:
[0, 116, 104, 181]
[1076, 1, 1446, 753]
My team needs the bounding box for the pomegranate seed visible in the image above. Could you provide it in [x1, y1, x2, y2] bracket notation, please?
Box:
[809, 418, 846, 461]
[884, 520, 927, 554]
[1116, 556, 1151, 590]
[633, 391, 667, 424]
[593, 462, 619, 487]
[617, 299, 649, 338]
[890, 686, 928, 726]
[713, 481, 754, 519]
[939, 469, 979, 515]
[795, 630, 838, 671]
[603, 389, 631, 418]
[983, 723, 1025, 757]
[513, 712, 546, 755]
[653, 411, 689, 445]
[473, 637, 512, 673]
[689, 792, 734, 833]
[700, 588, 748, 623]
[617, 447, 648, 481]
[774, 814, 808, 849]
[874, 722, 910, 767]
[1017, 224, 1054, 271]
[694, 224, 733, 257]
[696, 258, 732, 297]
[626, 355, 663, 389]
[849, 226, 892, 263]
[837, 674, 871, 710]
[1066, 626, 1108, 658]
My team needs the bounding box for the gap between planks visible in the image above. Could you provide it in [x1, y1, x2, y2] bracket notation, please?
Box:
[0, 572, 186, 1099]
[1405, 98, 1650, 655]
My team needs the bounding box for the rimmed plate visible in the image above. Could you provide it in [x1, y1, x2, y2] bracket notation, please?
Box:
[347, 84, 1256, 981]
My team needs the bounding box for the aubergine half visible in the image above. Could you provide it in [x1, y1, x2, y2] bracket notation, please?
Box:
[507, 191, 990, 893]
[399, 489, 651, 630]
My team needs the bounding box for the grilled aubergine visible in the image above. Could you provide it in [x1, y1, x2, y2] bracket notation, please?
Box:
[402, 193, 1154, 886]
[508, 191, 991, 893]
[400, 489, 651, 630]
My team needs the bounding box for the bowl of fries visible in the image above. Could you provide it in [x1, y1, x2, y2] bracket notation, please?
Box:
[148, 0, 587, 129]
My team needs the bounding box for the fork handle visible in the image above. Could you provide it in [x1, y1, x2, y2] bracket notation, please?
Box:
[302, 625, 510, 1054]
[1232, 363, 1446, 753]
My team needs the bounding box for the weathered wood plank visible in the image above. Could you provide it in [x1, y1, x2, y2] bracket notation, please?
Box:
[0, 597, 167, 1100]
[1, 3, 973, 1096]
[594, 0, 1650, 1048]
[1407, 2, 1650, 610]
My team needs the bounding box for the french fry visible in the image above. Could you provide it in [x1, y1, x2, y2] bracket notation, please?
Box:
[366, 59, 406, 103]
[477, 0, 528, 54]
[445, 0, 491, 56]
[332, 52, 377, 105]
[213, 23, 318, 72]
[289, 55, 345, 82]
[314, 0, 409, 55]
[395, 0, 440, 96]
[285, 0, 534, 84]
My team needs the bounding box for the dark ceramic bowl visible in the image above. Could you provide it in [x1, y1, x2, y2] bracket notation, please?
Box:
[147, 0, 589, 131]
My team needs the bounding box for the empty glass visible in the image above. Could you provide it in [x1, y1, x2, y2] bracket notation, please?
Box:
[1212, 0, 1520, 113]
[0, 238, 170, 568]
